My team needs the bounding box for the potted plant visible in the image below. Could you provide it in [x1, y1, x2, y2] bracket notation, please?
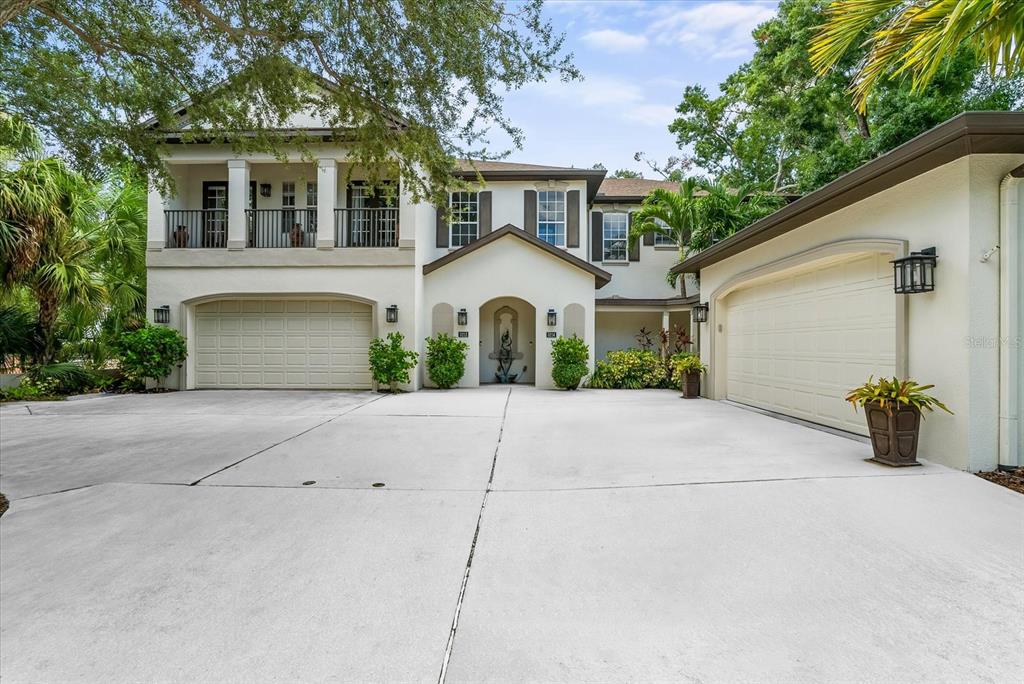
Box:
[672, 352, 706, 398]
[289, 223, 304, 247]
[845, 376, 952, 467]
[173, 225, 189, 247]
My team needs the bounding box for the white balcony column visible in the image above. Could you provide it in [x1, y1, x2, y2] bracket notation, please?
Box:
[147, 181, 166, 250]
[227, 159, 249, 250]
[316, 158, 337, 250]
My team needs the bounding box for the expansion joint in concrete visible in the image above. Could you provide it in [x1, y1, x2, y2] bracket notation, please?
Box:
[437, 386, 512, 683]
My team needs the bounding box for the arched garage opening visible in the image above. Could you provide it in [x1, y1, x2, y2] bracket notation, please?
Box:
[187, 294, 374, 389]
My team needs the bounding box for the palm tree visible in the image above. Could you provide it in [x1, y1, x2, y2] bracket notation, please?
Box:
[811, 0, 1024, 112]
[0, 157, 106, 363]
[688, 180, 784, 254]
[629, 178, 701, 286]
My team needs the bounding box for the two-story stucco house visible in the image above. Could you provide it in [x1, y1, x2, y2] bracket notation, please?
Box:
[146, 113, 693, 392]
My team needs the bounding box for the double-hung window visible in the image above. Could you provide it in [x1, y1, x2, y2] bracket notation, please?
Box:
[449, 191, 478, 247]
[538, 190, 565, 246]
[653, 218, 675, 247]
[602, 213, 629, 262]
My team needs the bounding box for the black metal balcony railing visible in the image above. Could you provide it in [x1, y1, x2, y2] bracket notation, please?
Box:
[335, 208, 399, 247]
[165, 210, 228, 248]
[247, 208, 317, 248]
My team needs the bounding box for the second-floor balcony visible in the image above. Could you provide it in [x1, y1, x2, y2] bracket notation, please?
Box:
[164, 207, 399, 249]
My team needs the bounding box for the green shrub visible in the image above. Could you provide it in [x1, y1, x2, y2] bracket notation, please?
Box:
[368, 331, 419, 392]
[26, 362, 96, 393]
[1, 383, 60, 402]
[551, 335, 589, 390]
[587, 349, 666, 389]
[115, 325, 187, 386]
[425, 333, 468, 389]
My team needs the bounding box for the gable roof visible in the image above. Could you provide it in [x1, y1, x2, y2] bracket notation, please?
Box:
[422, 224, 612, 288]
[672, 111, 1024, 275]
[454, 161, 607, 203]
[595, 178, 684, 203]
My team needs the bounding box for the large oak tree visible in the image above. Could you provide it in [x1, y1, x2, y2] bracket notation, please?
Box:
[0, 1, 578, 202]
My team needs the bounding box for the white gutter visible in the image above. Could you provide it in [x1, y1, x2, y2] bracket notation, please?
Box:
[998, 168, 1022, 469]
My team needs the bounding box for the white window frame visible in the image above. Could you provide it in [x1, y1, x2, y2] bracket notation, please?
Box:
[449, 191, 479, 247]
[602, 212, 629, 262]
[653, 218, 675, 247]
[305, 181, 317, 208]
[538, 190, 566, 247]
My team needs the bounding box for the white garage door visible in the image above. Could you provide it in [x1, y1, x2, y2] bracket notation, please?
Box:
[194, 299, 372, 389]
[725, 253, 897, 435]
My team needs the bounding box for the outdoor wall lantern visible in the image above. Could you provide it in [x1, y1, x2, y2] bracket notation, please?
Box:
[385, 305, 399, 323]
[547, 308, 557, 327]
[153, 305, 171, 324]
[892, 247, 937, 294]
[692, 302, 709, 323]
[457, 308, 468, 326]
[259, 183, 272, 197]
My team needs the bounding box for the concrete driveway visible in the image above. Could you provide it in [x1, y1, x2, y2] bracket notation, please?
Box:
[1, 387, 1021, 682]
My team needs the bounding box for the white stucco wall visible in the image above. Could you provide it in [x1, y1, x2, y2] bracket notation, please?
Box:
[423, 235, 597, 389]
[696, 154, 1024, 471]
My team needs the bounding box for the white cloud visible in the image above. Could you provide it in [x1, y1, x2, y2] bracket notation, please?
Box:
[523, 74, 673, 129]
[623, 103, 677, 127]
[648, 1, 776, 60]
[581, 28, 649, 53]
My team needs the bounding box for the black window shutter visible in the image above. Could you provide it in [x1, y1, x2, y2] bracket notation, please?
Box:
[524, 190, 537, 235]
[478, 191, 492, 237]
[628, 213, 639, 261]
[436, 196, 449, 248]
[643, 228, 655, 246]
[566, 190, 580, 247]
[591, 211, 603, 262]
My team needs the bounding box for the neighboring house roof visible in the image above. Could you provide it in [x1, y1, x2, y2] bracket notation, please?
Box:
[422, 224, 612, 288]
[595, 178, 683, 203]
[672, 111, 1024, 275]
[454, 161, 607, 203]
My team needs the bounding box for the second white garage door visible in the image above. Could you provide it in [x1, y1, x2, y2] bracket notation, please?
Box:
[194, 299, 372, 389]
[725, 253, 897, 435]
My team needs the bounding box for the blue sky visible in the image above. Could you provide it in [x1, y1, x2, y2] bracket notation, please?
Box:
[496, 0, 779, 175]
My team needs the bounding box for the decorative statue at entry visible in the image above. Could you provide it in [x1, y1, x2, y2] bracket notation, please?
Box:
[495, 330, 518, 383]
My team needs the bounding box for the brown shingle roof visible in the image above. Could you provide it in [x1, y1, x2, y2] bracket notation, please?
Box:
[596, 178, 681, 200]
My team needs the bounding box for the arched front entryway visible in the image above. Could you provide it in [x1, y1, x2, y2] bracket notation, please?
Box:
[479, 297, 536, 384]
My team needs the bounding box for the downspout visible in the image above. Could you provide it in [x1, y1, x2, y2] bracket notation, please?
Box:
[997, 165, 1023, 470]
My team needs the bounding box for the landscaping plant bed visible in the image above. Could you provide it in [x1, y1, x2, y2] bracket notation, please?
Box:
[976, 468, 1024, 495]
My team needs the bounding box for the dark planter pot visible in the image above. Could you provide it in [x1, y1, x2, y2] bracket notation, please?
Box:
[681, 371, 701, 398]
[864, 401, 922, 467]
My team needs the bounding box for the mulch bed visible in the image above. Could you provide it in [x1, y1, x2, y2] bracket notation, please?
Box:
[976, 468, 1024, 495]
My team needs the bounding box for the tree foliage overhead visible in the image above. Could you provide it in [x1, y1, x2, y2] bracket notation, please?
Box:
[669, 0, 1023, 195]
[811, 0, 1024, 112]
[0, 0, 578, 203]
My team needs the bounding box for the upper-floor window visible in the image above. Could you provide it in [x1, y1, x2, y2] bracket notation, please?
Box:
[602, 213, 629, 262]
[306, 181, 317, 208]
[449, 191, 478, 247]
[538, 190, 565, 246]
[653, 219, 676, 246]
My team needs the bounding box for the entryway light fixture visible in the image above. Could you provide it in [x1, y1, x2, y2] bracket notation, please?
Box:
[547, 308, 557, 327]
[457, 308, 468, 326]
[259, 183, 272, 197]
[692, 302, 709, 323]
[153, 305, 170, 324]
[892, 247, 937, 294]
[385, 304, 399, 323]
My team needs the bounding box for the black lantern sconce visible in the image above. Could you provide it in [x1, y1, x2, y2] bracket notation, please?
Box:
[892, 247, 937, 294]
[692, 302, 709, 323]
[259, 183, 272, 198]
[547, 308, 557, 327]
[457, 308, 468, 326]
[153, 305, 171, 324]
[385, 305, 399, 323]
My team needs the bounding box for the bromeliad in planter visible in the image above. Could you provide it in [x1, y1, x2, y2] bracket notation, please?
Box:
[845, 377, 952, 467]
